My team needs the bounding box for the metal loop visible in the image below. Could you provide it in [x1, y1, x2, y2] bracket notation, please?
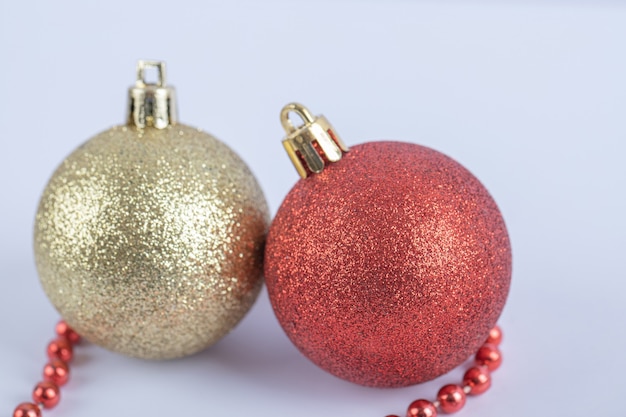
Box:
[136, 60, 166, 87]
[280, 103, 316, 133]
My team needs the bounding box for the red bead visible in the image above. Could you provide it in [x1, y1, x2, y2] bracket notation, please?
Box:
[475, 343, 502, 371]
[13, 403, 41, 417]
[463, 366, 491, 395]
[407, 399, 438, 417]
[486, 326, 502, 346]
[437, 384, 466, 414]
[56, 320, 81, 344]
[47, 337, 73, 362]
[43, 358, 70, 386]
[32, 381, 60, 409]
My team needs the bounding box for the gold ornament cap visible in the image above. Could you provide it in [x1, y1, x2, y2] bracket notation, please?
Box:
[281, 103, 349, 178]
[127, 60, 178, 129]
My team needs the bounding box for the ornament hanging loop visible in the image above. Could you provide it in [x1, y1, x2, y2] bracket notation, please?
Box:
[280, 103, 316, 134]
[127, 60, 178, 129]
[136, 60, 166, 88]
[280, 103, 349, 179]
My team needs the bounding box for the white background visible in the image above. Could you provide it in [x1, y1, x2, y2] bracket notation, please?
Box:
[1, 1, 625, 416]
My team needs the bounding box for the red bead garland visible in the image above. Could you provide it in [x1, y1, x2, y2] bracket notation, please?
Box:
[13, 321, 503, 416]
[386, 325, 504, 417]
[13, 321, 80, 417]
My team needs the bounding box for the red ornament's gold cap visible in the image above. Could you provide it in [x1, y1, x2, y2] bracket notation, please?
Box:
[280, 103, 349, 178]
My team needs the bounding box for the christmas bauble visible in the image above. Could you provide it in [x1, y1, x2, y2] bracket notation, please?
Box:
[34, 61, 269, 359]
[264, 104, 511, 387]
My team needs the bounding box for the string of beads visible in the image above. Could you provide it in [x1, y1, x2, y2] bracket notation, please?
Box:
[12, 321, 502, 417]
[386, 326, 503, 417]
[13, 321, 80, 417]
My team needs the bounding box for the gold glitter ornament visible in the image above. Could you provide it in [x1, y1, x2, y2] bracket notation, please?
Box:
[34, 61, 269, 359]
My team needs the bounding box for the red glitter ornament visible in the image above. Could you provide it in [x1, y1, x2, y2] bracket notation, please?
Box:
[265, 104, 511, 387]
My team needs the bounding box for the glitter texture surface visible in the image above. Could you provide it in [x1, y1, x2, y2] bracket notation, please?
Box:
[34, 124, 269, 359]
[265, 141, 511, 387]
